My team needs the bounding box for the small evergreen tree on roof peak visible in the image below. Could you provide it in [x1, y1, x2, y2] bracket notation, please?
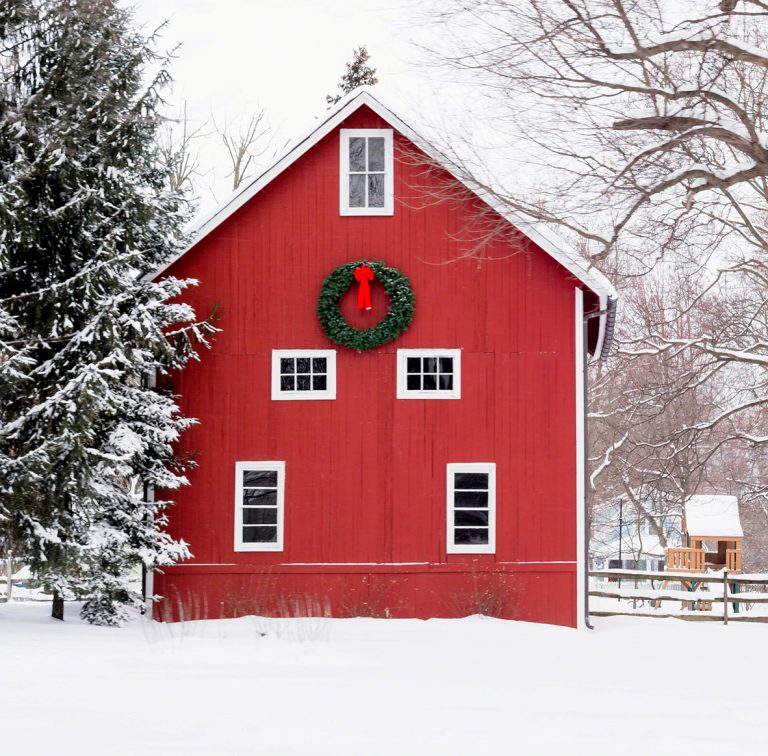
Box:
[326, 46, 378, 106]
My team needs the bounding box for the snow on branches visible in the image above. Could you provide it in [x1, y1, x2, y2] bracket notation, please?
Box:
[0, 0, 215, 624]
[430, 0, 768, 554]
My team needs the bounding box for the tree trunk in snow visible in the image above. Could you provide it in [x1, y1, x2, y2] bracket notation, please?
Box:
[51, 592, 64, 621]
[3, 558, 11, 602]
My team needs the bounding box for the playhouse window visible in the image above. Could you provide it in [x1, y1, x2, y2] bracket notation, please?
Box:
[234, 462, 285, 552]
[447, 463, 496, 554]
[340, 129, 394, 216]
[396, 349, 461, 399]
[271, 350, 336, 400]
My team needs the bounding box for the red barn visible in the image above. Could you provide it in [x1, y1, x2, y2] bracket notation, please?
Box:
[150, 90, 615, 628]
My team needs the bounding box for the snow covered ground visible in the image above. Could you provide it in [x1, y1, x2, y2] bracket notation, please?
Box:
[2, 601, 766, 755]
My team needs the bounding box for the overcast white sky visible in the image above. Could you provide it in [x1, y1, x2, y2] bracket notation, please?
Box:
[132, 0, 464, 212]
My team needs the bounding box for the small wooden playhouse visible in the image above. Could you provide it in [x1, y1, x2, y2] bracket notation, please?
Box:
[149, 89, 616, 627]
[666, 495, 743, 573]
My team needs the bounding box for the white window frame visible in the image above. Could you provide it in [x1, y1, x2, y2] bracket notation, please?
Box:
[446, 463, 496, 555]
[271, 349, 336, 401]
[234, 461, 285, 552]
[339, 128, 394, 216]
[396, 349, 461, 399]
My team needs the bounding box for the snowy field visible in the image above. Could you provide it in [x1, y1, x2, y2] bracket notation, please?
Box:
[2, 602, 766, 756]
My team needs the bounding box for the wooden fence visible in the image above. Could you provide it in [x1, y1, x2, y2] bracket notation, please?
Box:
[589, 568, 768, 625]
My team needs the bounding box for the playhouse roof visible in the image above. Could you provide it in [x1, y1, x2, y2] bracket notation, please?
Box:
[684, 495, 743, 539]
[150, 88, 616, 358]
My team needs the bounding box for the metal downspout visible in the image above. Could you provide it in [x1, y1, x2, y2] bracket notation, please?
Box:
[582, 307, 610, 630]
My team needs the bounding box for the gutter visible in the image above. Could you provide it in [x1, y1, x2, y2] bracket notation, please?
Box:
[598, 296, 618, 360]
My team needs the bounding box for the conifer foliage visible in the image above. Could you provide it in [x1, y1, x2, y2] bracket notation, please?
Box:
[0, 0, 213, 624]
[326, 46, 378, 105]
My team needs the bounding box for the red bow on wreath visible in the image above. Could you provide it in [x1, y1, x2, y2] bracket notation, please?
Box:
[354, 264, 375, 310]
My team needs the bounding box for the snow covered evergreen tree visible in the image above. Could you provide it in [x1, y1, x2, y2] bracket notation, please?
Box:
[326, 46, 378, 105]
[0, 0, 214, 624]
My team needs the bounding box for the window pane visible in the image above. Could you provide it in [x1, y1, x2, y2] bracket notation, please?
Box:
[455, 510, 489, 527]
[349, 137, 366, 171]
[242, 470, 278, 487]
[242, 490, 277, 506]
[243, 508, 278, 525]
[454, 472, 489, 490]
[280, 358, 294, 374]
[280, 375, 295, 391]
[349, 174, 365, 207]
[296, 358, 310, 374]
[438, 357, 453, 373]
[407, 357, 421, 373]
[454, 490, 488, 508]
[242, 525, 277, 543]
[368, 137, 385, 171]
[313, 375, 327, 391]
[439, 374, 453, 390]
[454, 528, 489, 545]
[296, 375, 311, 391]
[423, 374, 437, 390]
[407, 375, 421, 391]
[312, 358, 327, 373]
[368, 174, 385, 207]
[423, 358, 437, 373]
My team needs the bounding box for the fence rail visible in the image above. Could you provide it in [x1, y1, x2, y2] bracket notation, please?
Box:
[589, 569, 768, 625]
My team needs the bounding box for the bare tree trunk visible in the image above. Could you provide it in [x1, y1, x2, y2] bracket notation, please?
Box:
[216, 111, 269, 191]
[3, 557, 11, 602]
[158, 101, 206, 194]
[51, 591, 64, 620]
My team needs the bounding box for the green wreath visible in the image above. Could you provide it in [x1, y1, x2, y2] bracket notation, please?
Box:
[317, 259, 415, 350]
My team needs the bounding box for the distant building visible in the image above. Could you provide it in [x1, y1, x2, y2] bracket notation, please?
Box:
[591, 495, 682, 572]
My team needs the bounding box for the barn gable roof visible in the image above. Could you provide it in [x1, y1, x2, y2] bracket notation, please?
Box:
[152, 89, 616, 356]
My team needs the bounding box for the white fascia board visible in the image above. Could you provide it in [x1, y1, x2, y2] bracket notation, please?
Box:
[148, 91, 384, 281]
[149, 88, 616, 318]
[356, 95, 615, 300]
[359, 95, 616, 362]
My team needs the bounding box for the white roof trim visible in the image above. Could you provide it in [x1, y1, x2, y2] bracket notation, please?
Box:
[151, 89, 616, 349]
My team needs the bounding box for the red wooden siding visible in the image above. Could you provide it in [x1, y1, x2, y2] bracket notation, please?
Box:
[154, 105, 584, 626]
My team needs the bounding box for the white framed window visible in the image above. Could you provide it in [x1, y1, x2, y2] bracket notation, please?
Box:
[271, 350, 336, 400]
[447, 463, 496, 554]
[234, 462, 285, 552]
[397, 349, 461, 399]
[339, 129, 394, 216]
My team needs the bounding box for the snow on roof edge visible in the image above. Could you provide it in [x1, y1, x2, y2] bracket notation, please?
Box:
[684, 495, 743, 539]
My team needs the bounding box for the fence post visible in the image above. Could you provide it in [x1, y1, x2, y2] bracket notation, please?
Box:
[723, 569, 728, 626]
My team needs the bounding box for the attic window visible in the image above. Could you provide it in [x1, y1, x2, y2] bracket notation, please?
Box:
[340, 129, 394, 216]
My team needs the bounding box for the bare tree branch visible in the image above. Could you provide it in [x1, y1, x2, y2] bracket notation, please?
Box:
[215, 110, 270, 191]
